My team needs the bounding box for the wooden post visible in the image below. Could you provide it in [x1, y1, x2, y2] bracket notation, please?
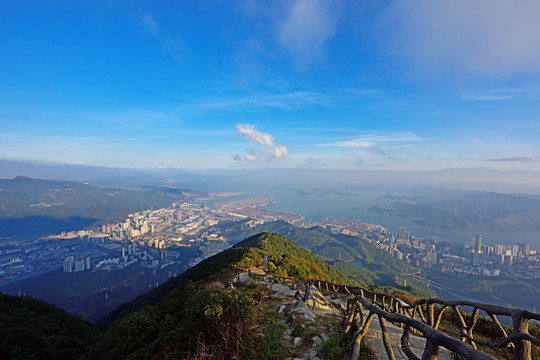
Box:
[417, 305, 427, 324]
[467, 307, 479, 346]
[401, 325, 420, 360]
[343, 298, 356, 334]
[434, 306, 448, 330]
[487, 312, 513, 349]
[351, 312, 375, 360]
[379, 315, 396, 360]
[513, 314, 531, 360]
[421, 339, 440, 360]
[428, 303, 435, 327]
[452, 306, 467, 341]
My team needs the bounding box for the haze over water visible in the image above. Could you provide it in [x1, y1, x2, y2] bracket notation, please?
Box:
[260, 189, 540, 250]
[174, 168, 540, 251]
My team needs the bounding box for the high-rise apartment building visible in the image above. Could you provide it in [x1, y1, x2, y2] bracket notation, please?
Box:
[398, 227, 407, 241]
[474, 233, 482, 253]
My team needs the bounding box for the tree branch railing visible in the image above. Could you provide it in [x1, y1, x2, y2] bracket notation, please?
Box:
[246, 271, 540, 360]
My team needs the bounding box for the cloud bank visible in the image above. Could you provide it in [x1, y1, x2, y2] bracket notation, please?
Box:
[236, 124, 289, 162]
[485, 156, 540, 162]
[382, 0, 540, 77]
[278, 0, 339, 68]
[322, 132, 430, 148]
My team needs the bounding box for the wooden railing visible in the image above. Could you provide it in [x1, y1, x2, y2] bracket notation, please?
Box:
[247, 271, 540, 360]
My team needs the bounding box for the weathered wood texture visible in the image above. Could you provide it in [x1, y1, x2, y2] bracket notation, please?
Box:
[247, 271, 540, 360]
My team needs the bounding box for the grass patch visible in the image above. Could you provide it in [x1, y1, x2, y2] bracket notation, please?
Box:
[255, 307, 287, 360]
[317, 333, 375, 360]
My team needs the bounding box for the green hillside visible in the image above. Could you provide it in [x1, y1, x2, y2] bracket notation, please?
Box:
[234, 232, 354, 284]
[0, 176, 188, 241]
[212, 220, 415, 287]
[0, 292, 99, 360]
[89, 232, 354, 359]
[100, 232, 354, 326]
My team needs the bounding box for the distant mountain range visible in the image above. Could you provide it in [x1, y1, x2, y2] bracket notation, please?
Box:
[0, 176, 192, 241]
[372, 192, 540, 232]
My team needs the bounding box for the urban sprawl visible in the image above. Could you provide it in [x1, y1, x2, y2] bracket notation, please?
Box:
[1, 196, 539, 285]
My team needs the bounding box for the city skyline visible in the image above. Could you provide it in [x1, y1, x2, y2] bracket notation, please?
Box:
[2, 1, 540, 180]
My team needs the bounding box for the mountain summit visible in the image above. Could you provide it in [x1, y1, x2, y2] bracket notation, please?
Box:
[88, 232, 354, 359]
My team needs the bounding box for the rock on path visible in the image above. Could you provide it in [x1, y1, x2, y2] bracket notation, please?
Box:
[239, 272, 454, 360]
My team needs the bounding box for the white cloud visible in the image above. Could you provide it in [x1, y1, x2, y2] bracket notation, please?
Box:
[136, 12, 184, 62]
[139, 14, 159, 37]
[278, 0, 339, 68]
[322, 132, 428, 148]
[485, 156, 540, 162]
[195, 91, 335, 111]
[462, 85, 540, 101]
[236, 124, 289, 161]
[273, 144, 289, 160]
[382, 0, 540, 77]
[332, 140, 374, 148]
[245, 153, 258, 161]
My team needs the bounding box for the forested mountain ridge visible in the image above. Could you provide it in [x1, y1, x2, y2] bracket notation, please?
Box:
[0, 176, 186, 219]
[0, 176, 189, 240]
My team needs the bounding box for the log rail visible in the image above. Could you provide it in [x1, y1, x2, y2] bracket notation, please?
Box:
[247, 271, 540, 360]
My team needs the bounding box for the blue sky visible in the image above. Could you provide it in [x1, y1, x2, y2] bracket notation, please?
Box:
[1, 0, 540, 174]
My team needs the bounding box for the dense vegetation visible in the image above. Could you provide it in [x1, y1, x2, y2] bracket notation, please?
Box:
[213, 220, 416, 288]
[101, 232, 354, 326]
[0, 292, 99, 360]
[99, 246, 251, 326]
[88, 282, 282, 360]
[89, 232, 354, 359]
[234, 232, 355, 284]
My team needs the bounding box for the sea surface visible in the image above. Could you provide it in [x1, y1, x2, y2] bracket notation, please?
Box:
[260, 188, 540, 251]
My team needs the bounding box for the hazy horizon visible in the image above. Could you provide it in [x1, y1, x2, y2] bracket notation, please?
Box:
[2, 159, 540, 195]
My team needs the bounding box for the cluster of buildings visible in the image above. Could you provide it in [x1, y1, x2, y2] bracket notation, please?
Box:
[101, 211, 154, 240]
[95, 242, 148, 270]
[309, 216, 539, 280]
[368, 227, 539, 279]
[0, 237, 91, 282]
[303, 216, 383, 235]
[0, 196, 306, 284]
[63, 255, 91, 272]
[467, 233, 531, 266]
[3, 193, 540, 287]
